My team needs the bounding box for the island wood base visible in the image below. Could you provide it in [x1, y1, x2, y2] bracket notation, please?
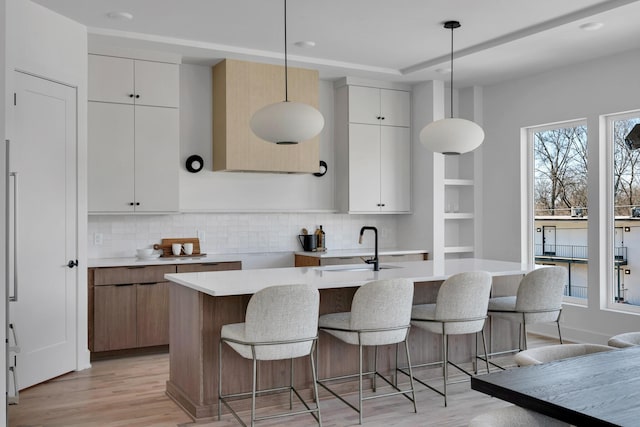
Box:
[166, 275, 522, 420]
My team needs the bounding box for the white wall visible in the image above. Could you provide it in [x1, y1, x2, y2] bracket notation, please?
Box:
[178, 64, 335, 212]
[396, 81, 442, 253]
[482, 47, 640, 343]
[4, 0, 89, 374]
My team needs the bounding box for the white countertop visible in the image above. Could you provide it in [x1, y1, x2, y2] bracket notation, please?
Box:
[294, 248, 428, 258]
[165, 258, 533, 297]
[88, 254, 243, 268]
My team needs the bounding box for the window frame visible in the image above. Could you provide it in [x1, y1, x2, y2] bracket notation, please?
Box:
[523, 118, 588, 306]
[605, 110, 640, 314]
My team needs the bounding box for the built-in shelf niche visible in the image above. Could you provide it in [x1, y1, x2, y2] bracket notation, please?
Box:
[443, 151, 475, 257]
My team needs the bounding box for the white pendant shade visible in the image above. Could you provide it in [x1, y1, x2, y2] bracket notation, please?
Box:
[419, 117, 485, 155]
[250, 100, 324, 144]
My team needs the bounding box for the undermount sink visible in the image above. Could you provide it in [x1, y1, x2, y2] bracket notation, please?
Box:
[314, 264, 402, 272]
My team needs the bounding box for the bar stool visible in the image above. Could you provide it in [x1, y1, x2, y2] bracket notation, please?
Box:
[219, 284, 321, 427]
[487, 266, 567, 364]
[317, 278, 416, 425]
[405, 271, 492, 407]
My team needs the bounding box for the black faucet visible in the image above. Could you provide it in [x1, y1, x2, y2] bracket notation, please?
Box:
[359, 226, 379, 271]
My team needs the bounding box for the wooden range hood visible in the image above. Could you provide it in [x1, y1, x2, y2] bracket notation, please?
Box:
[212, 59, 320, 173]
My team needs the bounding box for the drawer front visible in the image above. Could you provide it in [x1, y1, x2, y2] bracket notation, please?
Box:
[321, 257, 363, 266]
[176, 261, 242, 273]
[379, 254, 425, 263]
[94, 265, 176, 286]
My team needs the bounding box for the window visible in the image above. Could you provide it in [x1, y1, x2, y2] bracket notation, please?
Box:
[529, 120, 588, 302]
[607, 111, 640, 310]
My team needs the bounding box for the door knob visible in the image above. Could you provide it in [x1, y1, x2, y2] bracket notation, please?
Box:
[67, 260, 78, 268]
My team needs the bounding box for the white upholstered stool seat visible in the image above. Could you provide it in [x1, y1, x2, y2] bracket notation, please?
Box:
[317, 278, 416, 425]
[514, 343, 617, 367]
[469, 405, 570, 427]
[608, 331, 640, 348]
[407, 271, 492, 407]
[219, 284, 321, 427]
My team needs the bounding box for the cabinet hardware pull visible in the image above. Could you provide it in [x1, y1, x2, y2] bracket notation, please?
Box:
[8, 168, 19, 301]
[136, 202, 140, 206]
[115, 283, 134, 287]
[201, 263, 220, 266]
[129, 94, 135, 98]
[135, 94, 140, 99]
[126, 266, 146, 269]
[67, 259, 78, 269]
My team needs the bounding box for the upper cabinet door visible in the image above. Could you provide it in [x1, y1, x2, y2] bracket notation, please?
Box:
[88, 54, 179, 108]
[348, 123, 382, 212]
[380, 90, 410, 127]
[88, 102, 135, 212]
[88, 55, 134, 104]
[134, 60, 179, 108]
[134, 106, 179, 212]
[380, 126, 411, 212]
[348, 86, 382, 125]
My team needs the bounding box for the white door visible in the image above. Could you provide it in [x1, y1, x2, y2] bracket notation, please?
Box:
[10, 71, 77, 389]
[543, 226, 556, 255]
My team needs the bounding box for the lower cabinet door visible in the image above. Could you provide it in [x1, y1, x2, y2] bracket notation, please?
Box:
[93, 284, 137, 351]
[136, 282, 170, 347]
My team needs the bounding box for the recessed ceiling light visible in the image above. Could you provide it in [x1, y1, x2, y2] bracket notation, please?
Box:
[294, 41, 316, 48]
[579, 22, 603, 31]
[106, 11, 133, 21]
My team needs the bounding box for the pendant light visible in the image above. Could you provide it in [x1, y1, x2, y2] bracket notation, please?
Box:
[250, 0, 324, 145]
[420, 21, 484, 155]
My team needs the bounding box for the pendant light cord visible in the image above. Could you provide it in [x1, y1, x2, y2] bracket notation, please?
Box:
[284, 0, 289, 102]
[449, 23, 454, 118]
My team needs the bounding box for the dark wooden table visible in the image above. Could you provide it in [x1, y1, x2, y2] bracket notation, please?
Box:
[471, 345, 640, 427]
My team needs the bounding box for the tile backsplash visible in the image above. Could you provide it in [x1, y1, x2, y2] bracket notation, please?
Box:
[88, 213, 398, 259]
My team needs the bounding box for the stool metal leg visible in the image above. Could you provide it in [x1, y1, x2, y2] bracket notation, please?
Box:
[290, 358, 294, 410]
[373, 346, 378, 392]
[403, 337, 417, 414]
[310, 344, 322, 426]
[443, 333, 449, 407]
[218, 339, 223, 420]
[358, 343, 364, 425]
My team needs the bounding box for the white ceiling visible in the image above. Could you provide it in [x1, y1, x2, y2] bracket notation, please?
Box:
[33, 0, 640, 87]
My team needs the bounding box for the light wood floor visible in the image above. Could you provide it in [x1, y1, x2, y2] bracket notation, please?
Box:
[9, 335, 555, 427]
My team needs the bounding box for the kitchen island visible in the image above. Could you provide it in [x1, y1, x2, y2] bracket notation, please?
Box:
[164, 258, 532, 420]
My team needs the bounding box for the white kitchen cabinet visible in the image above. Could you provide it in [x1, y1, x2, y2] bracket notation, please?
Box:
[348, 85, 410, 127]
[335, 78, 411, 213]
[88, 54, 179, 213]
[88, 102, 179, 213]
[348, 124, 410, 212]
[88, 54, 179, 108]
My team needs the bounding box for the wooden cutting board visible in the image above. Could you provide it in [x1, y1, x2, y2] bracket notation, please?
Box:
[155, 238, 201, 257]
